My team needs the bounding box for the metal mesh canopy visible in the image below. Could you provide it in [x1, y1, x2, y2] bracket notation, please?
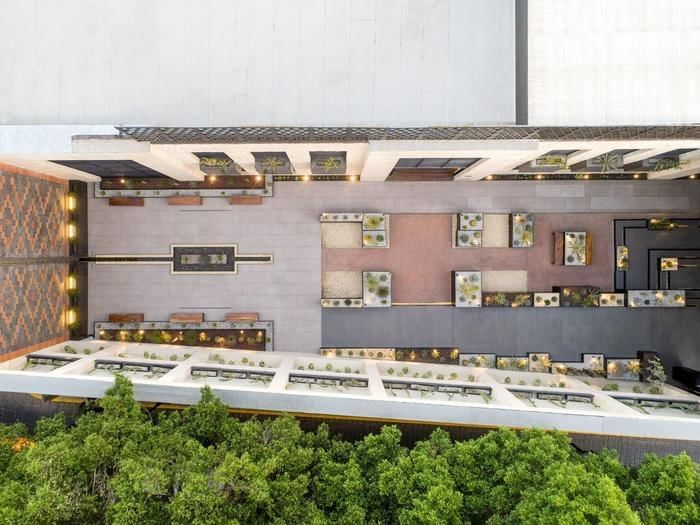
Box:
[117, 126, 700, 144]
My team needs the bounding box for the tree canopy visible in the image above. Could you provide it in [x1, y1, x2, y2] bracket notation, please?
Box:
[0, 375, 697, 524]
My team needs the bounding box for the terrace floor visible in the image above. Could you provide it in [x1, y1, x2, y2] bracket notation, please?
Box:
[84, 180, 700, 366]
[323, 213, 616, 302]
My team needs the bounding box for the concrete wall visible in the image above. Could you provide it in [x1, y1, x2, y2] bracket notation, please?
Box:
[0, 0, 515, 127]
[529, 0, 700, 125]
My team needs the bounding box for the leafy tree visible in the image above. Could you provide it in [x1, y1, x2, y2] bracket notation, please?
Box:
[582, 448, 631, 490]
[627, 453, 700, 524]
[510, 463, 640, 524]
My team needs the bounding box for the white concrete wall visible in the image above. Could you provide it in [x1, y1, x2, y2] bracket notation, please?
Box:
[528, 0, 700, 125]
[0, 0, 516, 127]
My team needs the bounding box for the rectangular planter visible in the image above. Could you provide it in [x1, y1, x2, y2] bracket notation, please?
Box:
[458, 213, 484, 231]
[459, 353, 496, 368]
[628, 290, 685, 307]
[599, 293, 625, 307]
[456, 230, 482, 247]
[533, 292, 560, 307]
[510, 213, 534, 248]
[363, 271, 392, 307]
[564, 232, 589, 266]
[453, 271, 482, 307]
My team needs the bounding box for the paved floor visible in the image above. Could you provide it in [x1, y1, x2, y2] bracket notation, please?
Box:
[323, 212, 618, 302]
[88, 180, 700, 356]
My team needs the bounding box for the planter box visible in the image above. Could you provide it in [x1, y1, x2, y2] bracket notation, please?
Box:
[108, 313, 144, 323]
[606, 358, 642, 380]
[628, 290, 685, 307]
[453, 271, 482, 307]
[482, 292, 532, 307]
[458, 213, 483, 231]
[321, 348, 396, 360]
[552, 353, 605, 376]
[599, 293, 625, 307]
[362, 213, 387, 231]
[362, 231, 388, 248]
[459, 353, 496, 368]
[510, 213, 534, 247]
[616, 246, 629, 270]
[660, 258, 678, 271]
[554, 286, 600, 307]
[496, 356, 529, 371]
[253, 152, 294, 175]
[534, 292, 560, 307]
[564, 232, 589, 266]
[456, 230, 482, 247]
[320, 212, 363, 222]
[225, 312, 259, 321]
[528, 353, 552, 373]
[310, 151, 347, 175]
[363, 272, 392, 307]
[321, 298, 363, 308]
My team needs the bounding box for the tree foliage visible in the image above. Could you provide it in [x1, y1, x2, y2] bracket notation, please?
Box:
[0, 376, 696, 524]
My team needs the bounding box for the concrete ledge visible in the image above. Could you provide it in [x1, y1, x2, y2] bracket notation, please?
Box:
[167, 196, 203, 206]
[108, 197, 144, 206]
[228, 196, 262, 205]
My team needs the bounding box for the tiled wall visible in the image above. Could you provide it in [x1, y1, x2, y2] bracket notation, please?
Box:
[0, 167, 68, 356]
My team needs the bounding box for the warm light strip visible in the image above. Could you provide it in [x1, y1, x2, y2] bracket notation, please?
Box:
[67, 223, 76, 239]
[67, 275, 77, 290]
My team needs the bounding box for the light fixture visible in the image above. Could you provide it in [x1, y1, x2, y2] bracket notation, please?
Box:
[536, 174, 543, 180]
[633, 174, 640, 179]
[583, 174, 589, 179]
[302, 175, 310, 181]
[486, 175, 493, 180]
[67, 222, 77, 240]
[66, 275, 77, 291]
[349, 175, 358, 182]
[209, 175, 217, 182]
[255, 175, 263, 182]
[66, 193, 77, 211]
[690, 175, 697, 179]
[66, 309, 77, 326]
[120, 178, 126, 184]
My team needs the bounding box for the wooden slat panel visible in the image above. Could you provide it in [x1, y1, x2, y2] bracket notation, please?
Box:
[167, 196, 203, 206]
[108, 197, 144, 206]
[228, 196, 263, 205]
[225, 312, 259, 321]
[169, 313, 204, 323]
[108, 313, 145, 323]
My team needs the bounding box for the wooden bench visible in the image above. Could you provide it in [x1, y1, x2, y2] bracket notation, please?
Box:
[169, 313, 204, 323]
[225, 312, 259, 321]
[552, 232, 565, 265]
[108, 313, 145, 323]
[167, 196, 202, 206]
[228, 196, 263, 205]
[108, 197, 144, 206]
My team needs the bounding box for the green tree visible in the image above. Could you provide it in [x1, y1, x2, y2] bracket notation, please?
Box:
[582, 448, 631, 490]
[627, 453, 700, 524]
[510, 463, 640, 524]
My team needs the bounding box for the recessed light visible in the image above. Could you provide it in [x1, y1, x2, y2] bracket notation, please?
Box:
[690, 175, 697, 179]
[633, 174, 640, 179]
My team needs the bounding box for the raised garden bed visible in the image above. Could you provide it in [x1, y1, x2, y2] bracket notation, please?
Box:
[458, 213, 484, 231]
[606, 358, 642, 381]
[459, 353, 496, 368]
[564, 232, 589, 266]
[554, 286, 600, 307]
[363, 271, 392, 307]
[310, 151, 347, 175]
[456, 230, 482, 247]
[321, 298, 362, 308]
[363, 231, 388, 248]
[616, 246, 629, 270]
[453, 271, 482, 307]
[534, 292, 559, 307]
[496, 356, 529, 372]
[528, 353, 552, 373]
[320, 348, 395, 360]
[510, 213, 534, 248]
[320, 212, 363, 222]
[551, 353, 605, 377]
[394, 347, 461, 364]
[96, 174, 272, 198]
[94, 320, 274, 351]
[628, 290, 685, 307]
[482, 291, 533, 307]
[191, 365, 275, 387]
[599, 293, 625, 307]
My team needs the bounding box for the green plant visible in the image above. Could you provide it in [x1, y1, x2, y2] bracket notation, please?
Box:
[597, 152, 619, 173]
[602, 383, 619, 391]
[539, 155, 568, 169]
[653, 158, 685, 171]
[492, 292, 508, 306]
[325, 363, 333, 371]
[387, 368, 394, 375]
[260, 155, 284, 173]
[632, 385, 642, 393]
[567, 233, 587, 264]
[200, 157, 232, 168]
[504, 376, 512, 384]
[648, 217, 674, 231]
[648, 385, 661, 395]
[320, 156, 342, 172]
[170, 354, 178, 361]
[448, 373, 458, 381]
[63, 345, 77, 354]
[646, 356, 666, 394]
